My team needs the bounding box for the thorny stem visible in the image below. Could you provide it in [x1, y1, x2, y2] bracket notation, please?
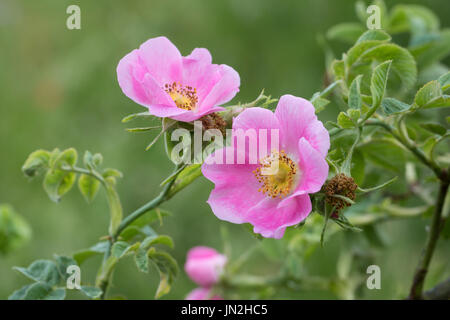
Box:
[365, 119, 449, 299]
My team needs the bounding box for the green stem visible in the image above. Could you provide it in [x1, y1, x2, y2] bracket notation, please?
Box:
[113, 169, 180, 240]
[60, 165, 106, 186]
[97, 164, 182, 299]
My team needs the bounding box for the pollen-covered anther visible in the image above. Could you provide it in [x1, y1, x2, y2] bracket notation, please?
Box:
[253, 150, 297, 199]
[164, 82, 198, 111]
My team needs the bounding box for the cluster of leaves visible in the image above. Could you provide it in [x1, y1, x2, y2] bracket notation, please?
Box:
[14, 148, 180, 300]
[216, 0, 449, 300]
[22, 148, 123, 234]
[9, 256, 101, 300]
[0, 204, 31, 255]
[312, 1, 449, 238]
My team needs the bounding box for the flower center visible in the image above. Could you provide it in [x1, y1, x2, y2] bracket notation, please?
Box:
[253, 150, 297, 199]
[164, 82, 198, 110]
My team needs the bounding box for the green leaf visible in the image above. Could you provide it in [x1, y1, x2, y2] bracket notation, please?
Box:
[357, 176, 397, 193]
[167, 164, 202, 198]
[351, 149, 365, 186]
[381, 98, 411, 115]
[311, 96, 330, 113]
[55, 148, 78, 167]
[356, 29, 391, 44]
[348, 75, 363, 110]
[327, 23, 366, 44]
[105, 177, 123, 236]
[421, 95, 450, 109]
[135, 248, 149, 273]
[332, 215, 362, 232]
[126, 126, 161, 132]
[13, 260, 61, 286]
[54, 255, 77, 281]
[145, 118, 177, 151]
[360, 140, 406, 172]
[129, 209, 171, 230]
[414, 80, 442, 107]
[42, 148, 78, 202]
[48, 148, 61, 167]
[355, 1, 367, 23]
[73, 241, 109, 265]
[8, 284, 32, 300]
[119, 226, 146, 241]
[370, 60, 392, 109]
[389, 4, 439, 35]
[337, 112, 355, 129]
[19, 283, 66, 300]
[80, 286, 102, 299]
[141, 235, 174, 250]
[83, 151, 94, 170]
[22, 149, 50, 177]
[411, 30, 450, 68]
[438, 71, 450, 91]
[78, 174, 100, 203]
[102, 168, 123, 179]
[43, 169, 76, 202]
[148, 249, 179, 299]
[346, 40, 384, 67]
[111, 241, 131, 258]
[420, 123, 447, 136]
[364, 225, 389, 248]
[347, 109, 361, 122]
[111, 241, 139, 260]
[121, 111, 152, 123]
[0, 204, 32, 254]
[92, 153, 103, 167]
[359, 44, 417, 90]
[331, 59, 345, 80]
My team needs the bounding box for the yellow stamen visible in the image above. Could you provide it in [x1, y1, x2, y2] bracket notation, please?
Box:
[164, 82, 198, 110]
[253, 150, 297, 199]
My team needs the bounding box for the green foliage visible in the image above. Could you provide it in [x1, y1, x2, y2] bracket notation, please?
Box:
[370, 60, 391, 110]
[8, 0, 450, 301]
[0, 204, 31, 255]
[148, 248, 179, 299]
[381, 98, 411, 115]
[9, 256, 98, 300]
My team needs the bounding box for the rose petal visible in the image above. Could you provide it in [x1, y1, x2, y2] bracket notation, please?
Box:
[246, 193, 312, 239]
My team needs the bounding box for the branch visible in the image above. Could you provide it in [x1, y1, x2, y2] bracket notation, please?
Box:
[408, 179, 449, 299]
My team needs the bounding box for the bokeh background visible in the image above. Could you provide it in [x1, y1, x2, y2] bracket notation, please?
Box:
[1, 0, 449, 299]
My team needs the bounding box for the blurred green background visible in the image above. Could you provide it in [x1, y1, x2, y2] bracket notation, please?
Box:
[0, 0, 449, 299]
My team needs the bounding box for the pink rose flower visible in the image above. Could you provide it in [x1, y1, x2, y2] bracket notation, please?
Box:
[201, 95, 329, 239]
[184, 246, 227, 287]
[185, 287, 222, 300]
[117, 36, 240, 122]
